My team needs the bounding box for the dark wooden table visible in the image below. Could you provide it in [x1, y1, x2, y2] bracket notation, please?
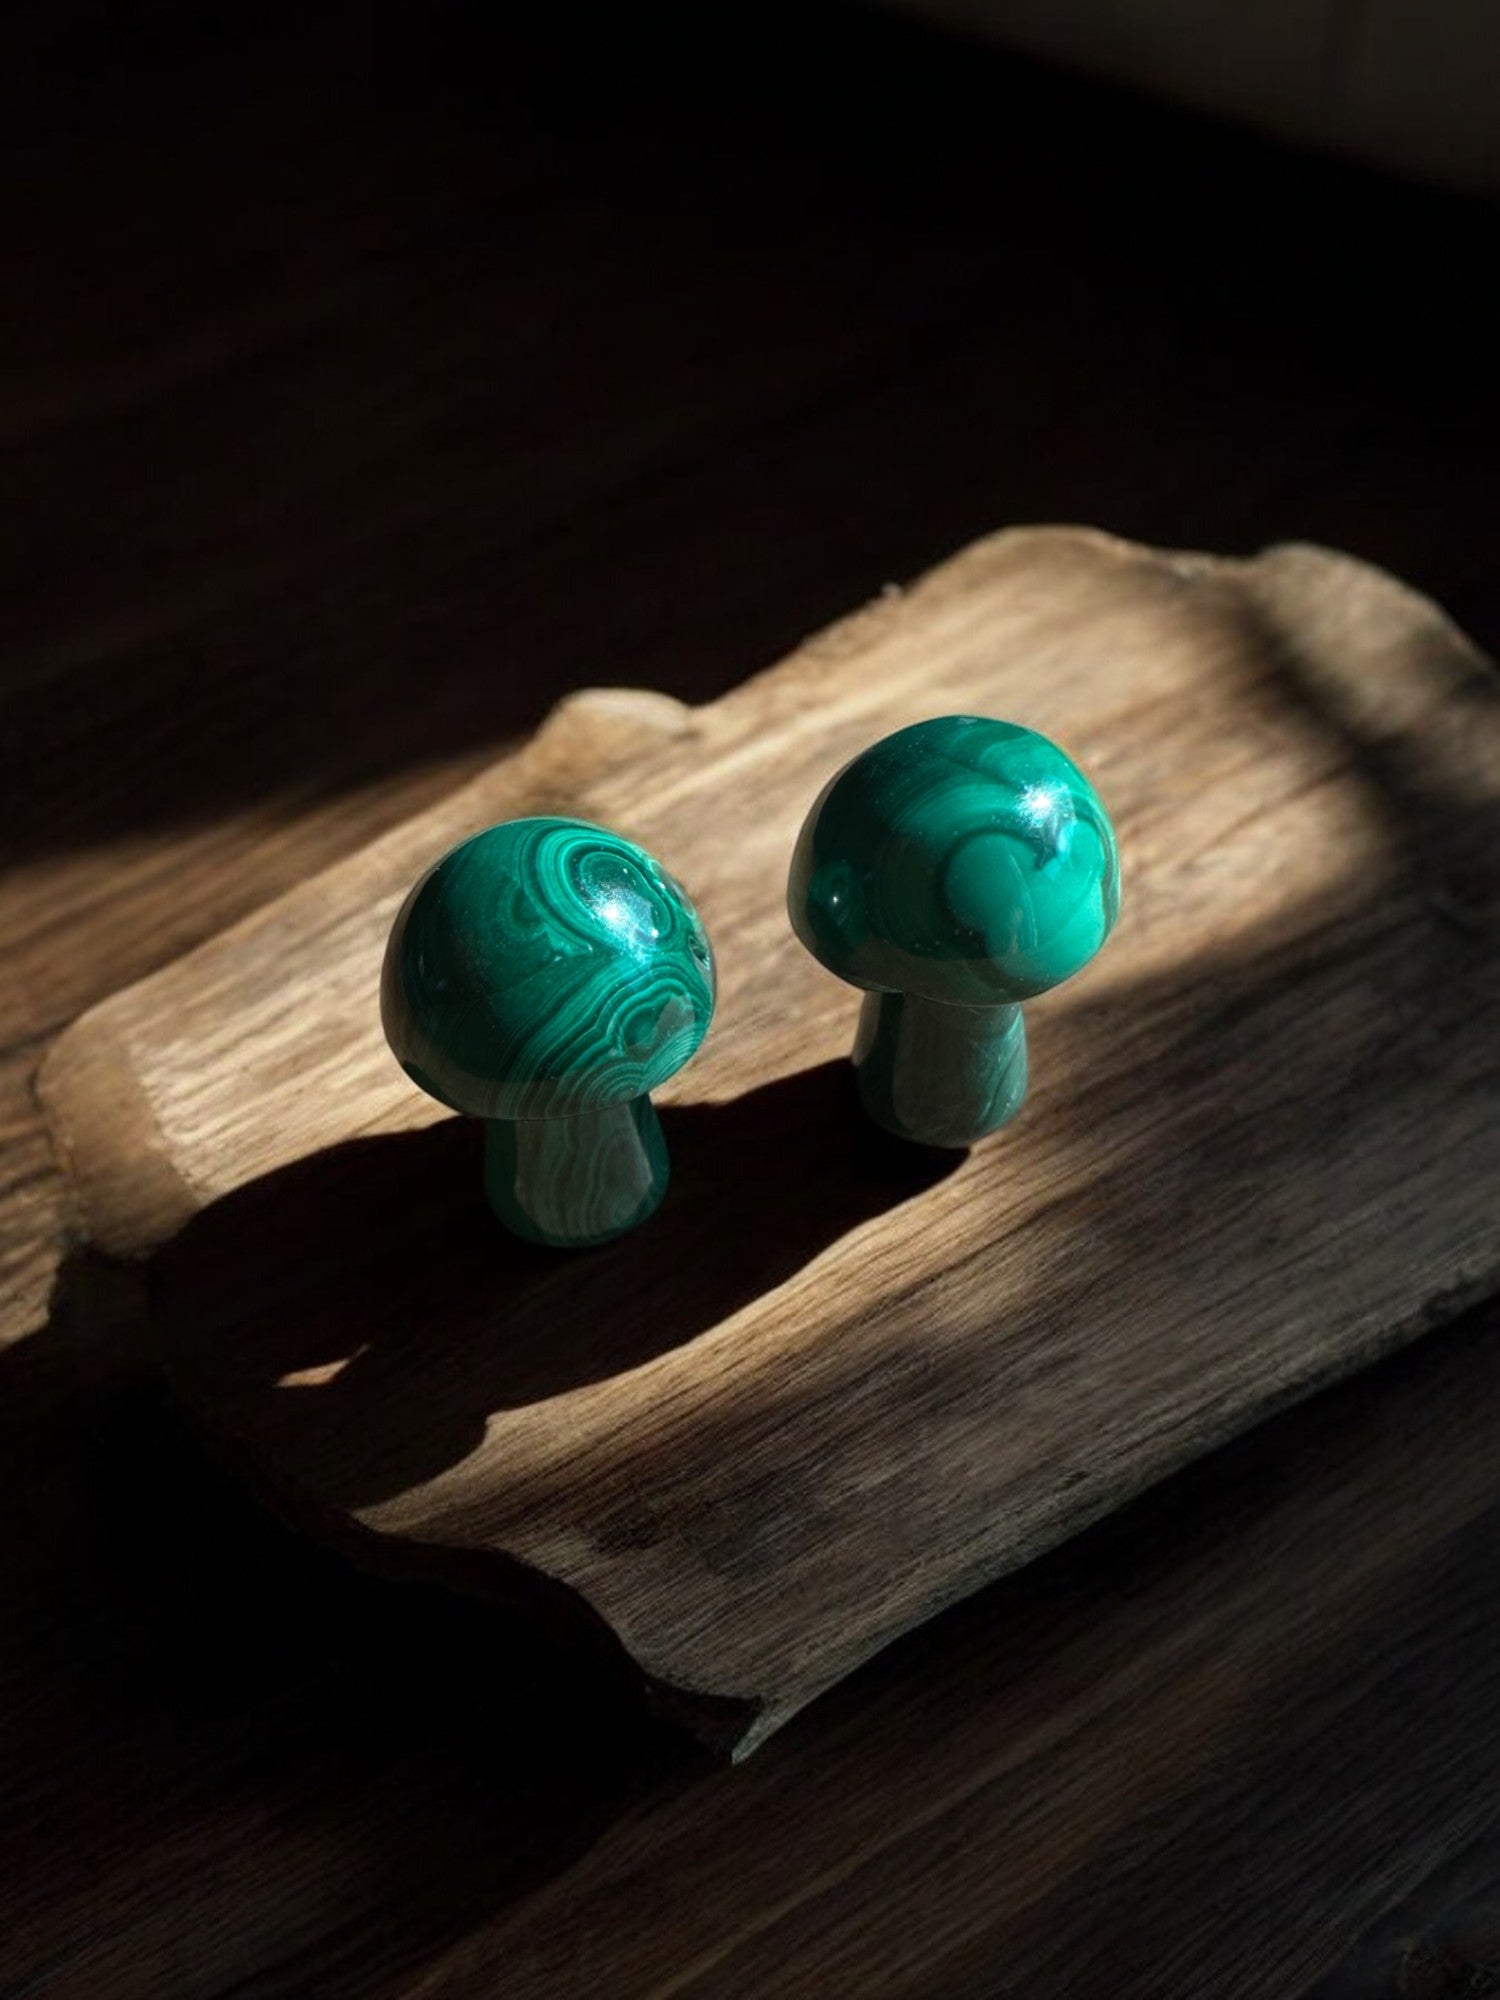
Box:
[5, 6, 1499, 1994]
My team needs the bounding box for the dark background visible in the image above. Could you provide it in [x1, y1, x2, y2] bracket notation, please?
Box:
[7, 0, 1499, 863]
[4, 5, 1500, 1996]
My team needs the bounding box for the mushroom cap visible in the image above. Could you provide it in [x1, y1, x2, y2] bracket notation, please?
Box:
[788, 716, 1119, 1006]
[382, 817, 715, 1121]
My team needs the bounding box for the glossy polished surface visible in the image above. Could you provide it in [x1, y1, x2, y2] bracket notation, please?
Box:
[484, 1098, 669, 1248]
[382, 817, 716, 1122]
[788, 715, 1119, 1006]
[790, 715, 1119, 1146]
[854, 991, 1028, 1146]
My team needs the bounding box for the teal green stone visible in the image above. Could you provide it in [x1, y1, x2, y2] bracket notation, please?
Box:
[483, 1097, 669, 1249]
[788, 716, 1119, 1146]
[788, 715, 1120, 1007]
[854, 991, 1028, 1147]
[381, 817, 714, 1248]
[382, 817, 715, 1123]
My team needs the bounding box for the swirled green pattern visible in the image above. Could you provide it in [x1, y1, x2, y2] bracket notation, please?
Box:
[853, 991, 1028, 1146]
[382, 817, 715, 1122]
[788, 715, 1119, 1006]
[484, 1098, 669, 1248]
[789, 716, 1119, 1147]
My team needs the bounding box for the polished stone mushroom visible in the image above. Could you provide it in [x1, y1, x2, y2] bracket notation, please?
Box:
[788, 715, 1119, 1146]
[382, 816, 715, 1247]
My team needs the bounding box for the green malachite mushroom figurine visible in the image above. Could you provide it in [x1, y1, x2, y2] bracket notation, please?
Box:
[788, 715, 1120, 1148]
[381, 817, 715, 1248]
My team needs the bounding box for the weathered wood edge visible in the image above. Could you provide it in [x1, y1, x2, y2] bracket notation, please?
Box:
[34, 685, 703, 1259]
[35, 525, 1500, 1758]
[43, 522, 1491, 1258]
[172, 1396, 764, 1757]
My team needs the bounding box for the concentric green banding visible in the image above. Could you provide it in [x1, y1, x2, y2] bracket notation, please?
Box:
[788, 715, 1119, 1006]
[382, 817, 715, 1121]
[484, 1098, 669, 1248]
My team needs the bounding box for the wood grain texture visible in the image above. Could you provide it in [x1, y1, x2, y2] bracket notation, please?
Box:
[409, 1292, 1500, 2000]
[39, 528, 1500, 1753]
[8, 9, 1500, 1991]
[8, 0, 1500, 1346]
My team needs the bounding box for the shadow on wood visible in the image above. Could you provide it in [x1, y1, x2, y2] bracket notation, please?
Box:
[8, 530, 1499, 1948]
[43, 527, 1499, 1749]
[151, 1061, 962, 1513]
[419, 1293, 1500, 2000]
[10, 1201, 1500, 1997]
[145, 855, 1497, 1744]
[0, 1251, 696, 1997]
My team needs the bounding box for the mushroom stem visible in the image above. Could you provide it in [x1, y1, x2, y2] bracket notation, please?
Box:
[483, 1097, 669, 1249]
[853, 991, 1028, 1148]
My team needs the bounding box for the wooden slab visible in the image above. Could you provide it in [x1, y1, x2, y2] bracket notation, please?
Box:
[38, 528, 1500, 1755]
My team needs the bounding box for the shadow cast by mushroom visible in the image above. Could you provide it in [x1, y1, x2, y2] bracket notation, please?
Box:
[150, 1060, 963, 1514]
[0, 1251, 700, 1997]
[140, 597, 1500, 1749]
[4, 590, 1496, 1982]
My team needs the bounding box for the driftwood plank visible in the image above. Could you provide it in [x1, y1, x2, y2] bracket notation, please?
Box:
[38, 528, 1500, 1752]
